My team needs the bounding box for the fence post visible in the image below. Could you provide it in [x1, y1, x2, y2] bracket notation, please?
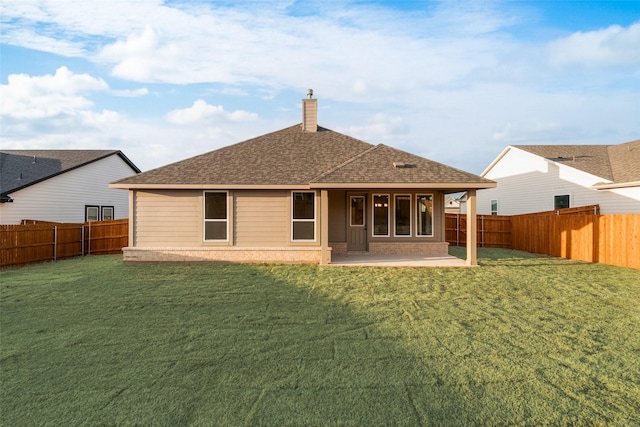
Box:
[81, 225, 85, 256]
[53, 226, 57, 261]
[456, 214, 460, 246]
[88, 221, 92, 255]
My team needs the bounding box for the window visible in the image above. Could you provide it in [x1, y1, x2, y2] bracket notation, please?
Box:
[101, 206, 114, 221]
[204, 192, 228, 241]
[373, 194, 389, 236]
[554, 195, 570, 210]
[395, 195, 411, 236]
[350, 196, 365, 227]
[292, 192, 315, 241]
[85, 205, 99, 222]
[491, 200, 498, 216]
[416, 195, 433, 236]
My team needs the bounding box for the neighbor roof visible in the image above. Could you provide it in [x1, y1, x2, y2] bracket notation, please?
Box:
[511, 139, 640, 185]
[1, 150, 141, 200]
[112, 124, 494, 191]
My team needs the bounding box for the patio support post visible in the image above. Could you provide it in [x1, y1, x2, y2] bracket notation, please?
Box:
[466, 189, 478, 266]
[128, 190, 135, 247]
[320, 189, 330, 265]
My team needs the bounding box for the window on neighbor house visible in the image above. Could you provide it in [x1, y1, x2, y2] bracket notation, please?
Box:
[395, 195, 411, 236]
[204, 192, 228, 241]
[491, 200, 498, 216]
[554, 195, 570, 210]
[292, 192, 315, 241]
[416, 195, 433, 237]
[85, 205, 99, 222]
[373, 194, 389, 236]
[101, 206, 114, 221]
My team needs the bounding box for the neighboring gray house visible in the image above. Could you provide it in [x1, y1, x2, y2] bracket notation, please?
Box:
[0, 150, 140, 224]
[476, 140, 640, 215]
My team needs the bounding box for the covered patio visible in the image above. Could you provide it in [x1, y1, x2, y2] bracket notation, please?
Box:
[329, 252, 469, 267]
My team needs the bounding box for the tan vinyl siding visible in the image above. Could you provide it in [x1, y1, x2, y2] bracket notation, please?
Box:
[328, 190, 347, 242]
[234, 191, 289, 246]
[135, 190, 201, 247]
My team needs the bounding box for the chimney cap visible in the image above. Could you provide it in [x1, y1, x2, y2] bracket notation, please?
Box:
[307, 88, 313, 99]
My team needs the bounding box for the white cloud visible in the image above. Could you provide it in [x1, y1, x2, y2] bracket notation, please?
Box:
[111, 88, 149, 97]
[548, 21, 640, 68]
[166, 100, 258, 125]
[0, 66, 108, 119]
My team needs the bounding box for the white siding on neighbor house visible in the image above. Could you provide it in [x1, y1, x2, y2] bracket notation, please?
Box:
[134, 190, 201, 247]
[477, 147, 640, 215]
[0, 155, 135, 224]
[234, 191, 289, 246]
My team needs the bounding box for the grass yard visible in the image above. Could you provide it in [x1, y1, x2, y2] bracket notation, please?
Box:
[1, 248, 640, 426]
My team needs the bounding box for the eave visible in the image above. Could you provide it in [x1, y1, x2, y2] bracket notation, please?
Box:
[591, 181, 640, 190]
[110, 181, 496, 191]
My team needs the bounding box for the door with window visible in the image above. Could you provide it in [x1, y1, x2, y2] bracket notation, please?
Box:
[347, 195, 367, 251]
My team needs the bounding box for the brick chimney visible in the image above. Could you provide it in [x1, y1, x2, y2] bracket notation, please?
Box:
[302, 89, 317, 132]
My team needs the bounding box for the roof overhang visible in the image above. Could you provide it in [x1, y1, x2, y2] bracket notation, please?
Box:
[109, 183, 313, 190]
[110, 182, 497, 191]
[480, 146, 514, 177]
[591, 181, 640, 190]
[310, 182, 496, 190]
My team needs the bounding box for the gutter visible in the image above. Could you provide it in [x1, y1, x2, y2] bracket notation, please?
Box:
[591, 181, 640, 190]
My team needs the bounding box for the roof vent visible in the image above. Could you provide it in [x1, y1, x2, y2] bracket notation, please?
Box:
[393, 162, 415, 168]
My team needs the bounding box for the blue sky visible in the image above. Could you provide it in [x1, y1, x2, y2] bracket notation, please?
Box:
[1, 0, 639, 174]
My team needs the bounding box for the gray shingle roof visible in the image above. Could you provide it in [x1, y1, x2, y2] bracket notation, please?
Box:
[312, 144, 493, 185]
[513, 139, 640, 184]
[113, 124, 493, 189]
[113, 124, 493, 187]
[1, 150, 140, 198]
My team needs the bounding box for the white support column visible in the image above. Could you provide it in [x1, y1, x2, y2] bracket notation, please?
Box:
[466, 189, 477, 266]
[320, 189, 330, 265]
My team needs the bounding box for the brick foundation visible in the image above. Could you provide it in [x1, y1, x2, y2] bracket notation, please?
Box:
[123, 247, 325, 264]
[368, 241, 449, 255]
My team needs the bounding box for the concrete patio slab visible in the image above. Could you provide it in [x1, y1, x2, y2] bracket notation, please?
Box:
[329, 253, 470, 267]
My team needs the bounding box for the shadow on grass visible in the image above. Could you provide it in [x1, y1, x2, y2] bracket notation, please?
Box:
[0, 258, 470, 425]
[2, 255, 639, 425]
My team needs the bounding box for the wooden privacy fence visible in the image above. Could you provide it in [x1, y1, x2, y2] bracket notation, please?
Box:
[447, 205, 640, 270]
[1, 219, 128, 269]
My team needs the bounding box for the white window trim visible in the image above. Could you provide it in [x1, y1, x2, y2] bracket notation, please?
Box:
[394, 194, 412, 238]
[415, 194, 434, 238]
[490, 199, 498, 216]
[203, 191, 229, 242]
[291, 191, 316, 242]
[101, 206, 114, 221]
[372, 193, 390, 237]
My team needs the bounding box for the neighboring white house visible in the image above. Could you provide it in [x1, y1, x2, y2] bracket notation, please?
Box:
[0, 150, 140, 224]
[476, 140, 640, 215]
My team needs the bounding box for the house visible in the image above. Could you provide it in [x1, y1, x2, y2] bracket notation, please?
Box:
[444, 193, 463, 214]
[0, 150, 141, 224]
[110, 93, 495, 265]
[476, 141, 640, 215]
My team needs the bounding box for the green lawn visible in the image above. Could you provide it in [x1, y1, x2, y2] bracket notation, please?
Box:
[1, 249, 639, 426]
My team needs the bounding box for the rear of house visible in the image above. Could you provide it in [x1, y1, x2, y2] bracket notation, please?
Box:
[112, 94, 495, 265]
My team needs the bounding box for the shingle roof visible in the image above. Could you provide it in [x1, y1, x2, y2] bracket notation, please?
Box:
[311, 144, 493, 186]
[112, 124, 493, 190]
[1, 150, 140, 198]
[513, 139, 640, 184]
